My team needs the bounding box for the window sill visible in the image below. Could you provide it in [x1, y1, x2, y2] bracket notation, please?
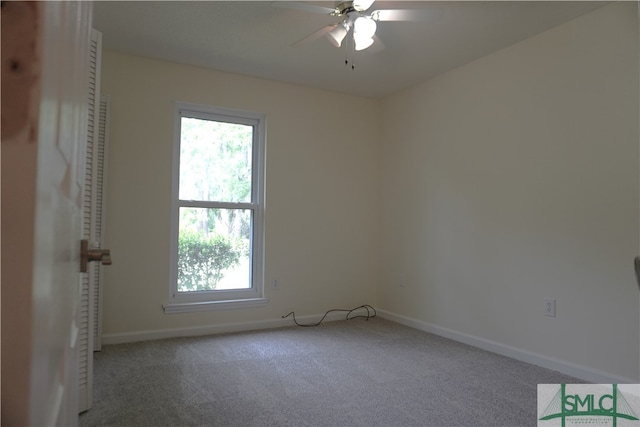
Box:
[163, 298, 269, 314]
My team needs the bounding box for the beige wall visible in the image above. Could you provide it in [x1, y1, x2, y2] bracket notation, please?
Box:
[100, 52, 380, 334]
[378, 2, 639, 381]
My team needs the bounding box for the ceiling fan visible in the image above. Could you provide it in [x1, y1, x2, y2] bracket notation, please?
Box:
[273, 0, 443, 51]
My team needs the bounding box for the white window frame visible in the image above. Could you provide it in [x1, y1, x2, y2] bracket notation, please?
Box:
[163, 102, 267, 314]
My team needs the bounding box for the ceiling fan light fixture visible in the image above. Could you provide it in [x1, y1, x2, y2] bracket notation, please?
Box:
[352, 0, 375, 12]
[353, 16, 376, 39]
[354, 36, 374, 51]
[327, 22, 349, 47]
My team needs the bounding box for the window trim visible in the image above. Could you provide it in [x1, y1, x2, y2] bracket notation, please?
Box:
[164, 102, 266, 313]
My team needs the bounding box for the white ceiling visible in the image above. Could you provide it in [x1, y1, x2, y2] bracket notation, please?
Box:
[92, 1, 607, 98]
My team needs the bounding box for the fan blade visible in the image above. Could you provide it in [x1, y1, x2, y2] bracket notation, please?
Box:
[371, 8, 444, 22]
[271, 1, 336, 16]
[291, 24, 337, 47]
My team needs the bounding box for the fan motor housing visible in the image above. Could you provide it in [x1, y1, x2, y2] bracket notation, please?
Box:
[334, 1, 356, 16]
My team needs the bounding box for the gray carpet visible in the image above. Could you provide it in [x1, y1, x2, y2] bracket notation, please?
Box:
[79, 317, 583, 426]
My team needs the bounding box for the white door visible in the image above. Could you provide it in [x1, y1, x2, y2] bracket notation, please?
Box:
[1, 1, 93, 425]
[79, 28, 107, 412]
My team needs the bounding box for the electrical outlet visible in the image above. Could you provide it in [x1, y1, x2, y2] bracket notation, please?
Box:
[544, 298, 556, 317]
[272, 279, 280, 290]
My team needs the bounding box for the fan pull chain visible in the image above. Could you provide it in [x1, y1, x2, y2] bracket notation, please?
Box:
[346, 32, 355, 71]
[344, 35, 350, 68]
[345, 57, 355, 70]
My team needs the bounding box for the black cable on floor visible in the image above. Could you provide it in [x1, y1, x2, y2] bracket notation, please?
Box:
[282, 304, 376, 327]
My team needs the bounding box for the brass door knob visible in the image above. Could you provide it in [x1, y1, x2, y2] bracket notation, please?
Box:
[80, 239, 112, 273]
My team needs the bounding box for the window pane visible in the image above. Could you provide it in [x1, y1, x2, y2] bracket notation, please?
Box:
[177, 207, 251, 292]
[179, 117, 253, 203]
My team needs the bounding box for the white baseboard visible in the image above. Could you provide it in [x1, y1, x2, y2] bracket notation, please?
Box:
[376, 309, 638, 384]
[101, 311, 348, 345]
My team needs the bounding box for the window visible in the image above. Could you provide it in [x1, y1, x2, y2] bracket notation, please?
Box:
[164, 103, 266, 313]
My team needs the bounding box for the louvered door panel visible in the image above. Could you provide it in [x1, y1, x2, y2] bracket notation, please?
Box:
[92, 97, 110, 352]
[78, 28, 102, 414]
